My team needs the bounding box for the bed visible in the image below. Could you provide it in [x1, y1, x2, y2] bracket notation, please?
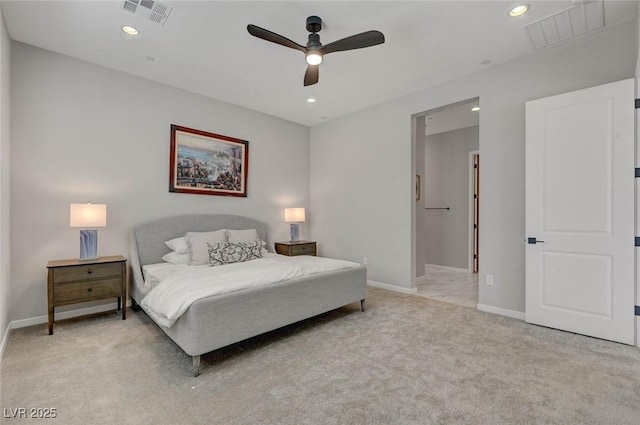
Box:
[129, 214, 367, 376]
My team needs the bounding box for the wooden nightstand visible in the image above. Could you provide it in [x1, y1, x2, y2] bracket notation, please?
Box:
[46, 255, 127, 335]
[275, 241, 317, 257]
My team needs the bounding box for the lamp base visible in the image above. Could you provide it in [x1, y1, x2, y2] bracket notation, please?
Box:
[289, 223, 300, 242]
[79, 230, 98, 261]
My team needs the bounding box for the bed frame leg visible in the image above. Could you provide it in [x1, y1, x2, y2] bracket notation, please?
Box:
[192, 355, 201, 377]
[131, 298, 141, 312]
[360, 299, 366, 312]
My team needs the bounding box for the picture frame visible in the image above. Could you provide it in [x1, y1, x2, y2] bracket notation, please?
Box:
[169, 124, 249, 197]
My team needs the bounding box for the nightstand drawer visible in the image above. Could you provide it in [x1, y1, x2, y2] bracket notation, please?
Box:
[54, 278, 123, 304]
[290, 244, 316, 255]
[53, 262, 121, 283]
[275, 241, 317, 257]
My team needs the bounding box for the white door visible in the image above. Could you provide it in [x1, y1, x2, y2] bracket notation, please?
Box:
[525, 78, 635, 345]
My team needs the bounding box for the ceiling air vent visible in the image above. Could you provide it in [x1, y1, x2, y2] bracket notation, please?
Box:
[122, 0, 172, 26]
[523, 0, 603, 50]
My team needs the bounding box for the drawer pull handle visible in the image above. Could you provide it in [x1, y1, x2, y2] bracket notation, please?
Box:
[87, 288, 93, 292]
[87, 270, 93, 274]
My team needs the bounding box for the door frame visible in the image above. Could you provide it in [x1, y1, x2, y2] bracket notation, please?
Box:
[468, 151, 479, 273]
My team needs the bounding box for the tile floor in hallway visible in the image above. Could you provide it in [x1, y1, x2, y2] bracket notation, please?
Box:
[416, 266, 478, 308]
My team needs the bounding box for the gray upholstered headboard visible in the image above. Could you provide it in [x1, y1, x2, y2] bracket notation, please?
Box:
[131, 214, 272, 268]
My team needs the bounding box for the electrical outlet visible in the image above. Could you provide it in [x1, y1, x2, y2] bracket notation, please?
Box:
[362, 257, 368, 265]
[485, 274, 494, 285]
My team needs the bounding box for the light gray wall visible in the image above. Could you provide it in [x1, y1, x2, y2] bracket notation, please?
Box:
[310, 21, 637, 311]
[0, 10, 10, 349]
[310, 104, 413, 287]
[423, 125, 478, 270]
[10, 43, 309, 322]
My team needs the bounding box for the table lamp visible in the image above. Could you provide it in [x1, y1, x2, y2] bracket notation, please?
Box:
[70, 203, 107, 261]
[284, 207, 305, 242]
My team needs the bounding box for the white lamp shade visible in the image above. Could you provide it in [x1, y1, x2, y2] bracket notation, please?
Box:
[70, 203, 107, 228]
[284, 207, 305, 223]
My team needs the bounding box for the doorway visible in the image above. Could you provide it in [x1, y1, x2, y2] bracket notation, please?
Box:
[414, 98, 480, 308]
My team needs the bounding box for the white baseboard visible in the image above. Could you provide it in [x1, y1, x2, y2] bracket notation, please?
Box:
[10, 300, 132, 330]
[0, 321, 11, 362]
[368, 280, 418, 295]
[425, 264, 471, 274]
[477, 303, 525, 321]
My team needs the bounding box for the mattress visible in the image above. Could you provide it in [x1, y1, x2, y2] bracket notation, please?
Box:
[142, 262, 194, 289]
[141, 254, 361, 328]
[141, 253, 283, 289]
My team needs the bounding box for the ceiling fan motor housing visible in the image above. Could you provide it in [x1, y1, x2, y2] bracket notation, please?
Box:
[306, 16, 322, 33]
[307, 33, 322, 49]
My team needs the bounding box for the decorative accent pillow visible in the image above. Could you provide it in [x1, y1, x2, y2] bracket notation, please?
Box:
[185, 229, 229, 265]
[161, 251, 189, 265]
[207, 240, 265, 266]
[226, 229, 260, 243]
[164, 236, 188, 254]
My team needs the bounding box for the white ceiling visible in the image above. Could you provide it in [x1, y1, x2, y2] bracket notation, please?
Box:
[425, 98, 479, 136]
[1, 1, 637, 127]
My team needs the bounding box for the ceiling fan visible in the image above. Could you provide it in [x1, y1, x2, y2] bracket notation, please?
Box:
[247, 16, 385, 87]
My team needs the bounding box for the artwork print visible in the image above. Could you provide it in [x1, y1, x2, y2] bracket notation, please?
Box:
[169, 125, 248, 197]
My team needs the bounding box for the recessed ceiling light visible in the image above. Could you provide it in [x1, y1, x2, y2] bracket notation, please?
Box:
[307, 98, 317, 103]
[509, 4, 529, 17]
[121, 25, 139, 36]
[481, 59, 491, 65]
[472, 106, 480, 112]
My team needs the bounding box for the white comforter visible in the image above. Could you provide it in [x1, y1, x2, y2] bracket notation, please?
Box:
[141, 254, 360, 328]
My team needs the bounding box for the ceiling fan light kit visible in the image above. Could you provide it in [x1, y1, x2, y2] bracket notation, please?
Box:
[305, 52, 322, 65]
[247, 15, 385, 86]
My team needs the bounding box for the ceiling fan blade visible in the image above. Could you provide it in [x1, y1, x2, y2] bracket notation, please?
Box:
[304, 65, 319, 86]
[247, 24, 306, 52]
[320, 30, 385, 55]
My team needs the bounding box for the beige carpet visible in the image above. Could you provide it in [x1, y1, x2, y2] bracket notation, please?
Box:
[1, 287, 639, 425]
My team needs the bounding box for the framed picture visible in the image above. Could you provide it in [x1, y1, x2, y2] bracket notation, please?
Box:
[416, 174, 421, 201]
[169, 125, 249, 197]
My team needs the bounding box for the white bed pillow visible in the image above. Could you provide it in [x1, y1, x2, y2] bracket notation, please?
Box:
[185, 229, 228, 265]
[164, 236, 188, 254]
[161, 251, 190, 265]
[226, 228, 260, 243]
[227, 229, 270, 254]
